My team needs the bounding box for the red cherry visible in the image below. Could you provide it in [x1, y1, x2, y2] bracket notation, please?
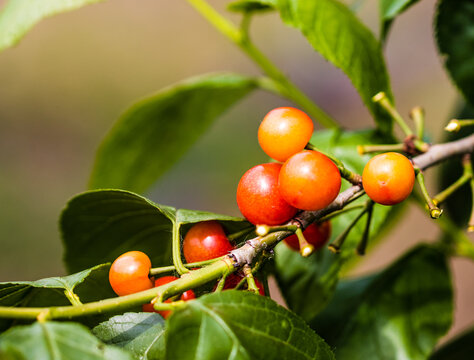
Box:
[182, 221, 233, 263]
[109, 251, 153, 296]
[284, 221, 331, 251]
[142, 276, 195, 319]
[237, 163, 297, 225]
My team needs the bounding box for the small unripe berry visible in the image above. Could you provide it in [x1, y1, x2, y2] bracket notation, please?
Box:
[362, 152, 415, 205]
[258, 107, 314, 162]
[237, 163, 297, 225]
[279, 150, 341, 211]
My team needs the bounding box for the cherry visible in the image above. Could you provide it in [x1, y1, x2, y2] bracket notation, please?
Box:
[182, 221, 233, 263]
[237, 163, 297, 225]
[362, 152, 415, 205]
[258, 107, 314, 162]
[109, 251, 154, 296]
[284, 221, 331, 251]
[142, 276, 195, 319]
[279, 150, 341, 210]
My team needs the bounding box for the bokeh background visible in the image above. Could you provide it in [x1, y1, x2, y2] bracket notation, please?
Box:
[0, 0, 472, 341]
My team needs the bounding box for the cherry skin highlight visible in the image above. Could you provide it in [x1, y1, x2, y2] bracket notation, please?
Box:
[109, 251, 154, 296]
[279, 150, 342, 211]
[362, 152, 415, 205]
[258, 107, 314, 162]
[142, 276, 196, 319]
[237, 163, 297, 225]
[182, 220, 233, 263]
[284, 221, 331, 251]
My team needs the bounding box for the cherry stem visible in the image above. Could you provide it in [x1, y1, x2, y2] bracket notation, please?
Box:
[149, 257, 225, 276]
[410, 106, 425, 140]
[318, 204, 365, 223]
[243, 264, 259, 294]
[172, 222, 189, 275]
[328, 201, 370, 253]
[306, 143, 362, 185]
[415, 167, 443, 219]
[356, 201, 374, 255]
[433, 154, 473, 206]
[214, 272, 229, 292]
[445, 119, 474, 133]
[295, 228, 314, 257]
[357, 143, 404, 155]
[228, 226, 255, 241]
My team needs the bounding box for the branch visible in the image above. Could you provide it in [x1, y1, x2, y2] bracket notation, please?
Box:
[0, 134, 473, 321]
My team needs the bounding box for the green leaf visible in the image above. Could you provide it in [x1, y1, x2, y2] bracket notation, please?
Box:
[0, 264, 114, 332]
[436, 0, 474, 105]
[228, 0, 276, 13]
[379, 0, 421, 41]
[274, 129, 400, 320]
[166, 291, 335, 360]
[276, 0, 393, 134]
[61, 189, 250, 273]
[429, 327, 474, 360]
[89, 73, 258, 194]
[93, 312, 166, 360]
[0, 321, 132, 360]
[0, 0, 105, 52]
[312, 245, 453, 360]
[61, 190, 175, 274]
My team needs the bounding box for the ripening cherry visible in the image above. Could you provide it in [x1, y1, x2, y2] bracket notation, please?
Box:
[279, 150, 342, 211]
[237, 163, 297, 225]
[142, 276, 196, 319]
[182, 221, 233, 263]
[109, 251, 154, 296]
[258, 107, 314, 162]
[362, 152, 415, 205]
[284, 221, 331, 251]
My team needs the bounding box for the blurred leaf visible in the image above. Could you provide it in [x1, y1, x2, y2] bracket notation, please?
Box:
[89, 73, 258, 194]
[0, 264, 114, 332]
[312, 245, 453, 360]
[0, 321, 132, 360]
[61, 190, 250, 273]
[93, 312, 166, 360]
[276, 0, 393, 134]
[429, 327, 474, 360]
[228, 0, 276, 13]
[166, 291, 335, 360]
[0, 0, 105, 52]
[436, 0, 474, 105]
[379, 0, 421, 42]
[274, 129, 400, 320]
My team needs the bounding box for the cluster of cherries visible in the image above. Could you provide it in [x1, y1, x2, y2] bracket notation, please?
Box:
[108, 106, 416, 318]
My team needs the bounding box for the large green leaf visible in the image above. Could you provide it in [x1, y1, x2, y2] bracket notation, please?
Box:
[93, 312, 166, 360]
[0, 0, 105, 52]
[274, 129, 401, 320]
[0, 264, 114, 332]
[61, 189, 250, 273]
[166, 291, 335, 360]
[312, 245, 453, 360]
[0, 321, 132, 360]
[379, 0, 421, 41]
[276, 0, 393, 134]
[436, 0, 474, 105]
[89, 73, 258, 194]
[429, 327, 474, 360]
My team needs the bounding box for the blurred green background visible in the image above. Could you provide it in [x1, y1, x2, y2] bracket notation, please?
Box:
[0, 0, 471, 340]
